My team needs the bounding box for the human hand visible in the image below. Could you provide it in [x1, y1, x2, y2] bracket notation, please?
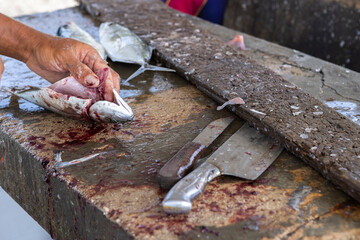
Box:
[0, 58, 4, 81]
[26, 36, 120, 102]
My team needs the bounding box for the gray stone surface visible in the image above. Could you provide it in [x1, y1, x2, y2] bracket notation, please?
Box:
[0, 5, 360, 240]
[80, 0, 360, 203]
[191, 14, 360, 125]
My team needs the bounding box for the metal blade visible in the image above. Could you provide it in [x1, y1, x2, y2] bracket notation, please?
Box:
[193, 116, 235, 147]
[206, 123, 283, 180]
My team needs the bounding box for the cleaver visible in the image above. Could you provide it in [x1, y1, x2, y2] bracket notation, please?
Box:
[162, 123, 283, 214]
[157, 116, 235, 189]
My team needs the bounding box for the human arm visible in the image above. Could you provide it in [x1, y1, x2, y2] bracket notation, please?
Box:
[0, 13, 119, 101]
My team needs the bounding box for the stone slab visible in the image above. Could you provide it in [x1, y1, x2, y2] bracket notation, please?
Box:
[0, 5, 360, 240]
[78, 0, 360, 203]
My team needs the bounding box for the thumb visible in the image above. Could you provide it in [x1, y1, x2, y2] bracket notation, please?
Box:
[66, 57, 99, 88]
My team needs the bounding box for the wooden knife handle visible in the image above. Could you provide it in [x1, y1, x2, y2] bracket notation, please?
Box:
[157, 142, 206, 189]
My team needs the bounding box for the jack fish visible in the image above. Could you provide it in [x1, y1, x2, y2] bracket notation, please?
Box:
[99, 22, 175, 82]
[57, 22, 107, 60]
[10, 68, 133, 123]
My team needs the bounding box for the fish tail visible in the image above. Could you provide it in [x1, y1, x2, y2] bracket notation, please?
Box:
[124, 66, 147, 82]
[124, 64, 175, 82]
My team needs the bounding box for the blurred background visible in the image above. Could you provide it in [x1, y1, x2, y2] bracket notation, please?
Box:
[0, 1, 76, 239]
[0, 0, 76, 17]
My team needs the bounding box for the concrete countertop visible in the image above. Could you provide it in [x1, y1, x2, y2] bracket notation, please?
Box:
[0, 6, 359, 240]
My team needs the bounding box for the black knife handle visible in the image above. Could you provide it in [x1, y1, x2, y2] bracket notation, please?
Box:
[157, 142, 206, 189]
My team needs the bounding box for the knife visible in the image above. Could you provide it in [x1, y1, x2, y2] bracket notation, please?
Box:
[157, 116, 235, 189]
[162, 123, 283, 214]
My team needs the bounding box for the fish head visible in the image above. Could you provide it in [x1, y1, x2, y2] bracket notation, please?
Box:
[88, 89, 133, 123]
[99, 22, 151, 64]
[88, 100, 134, 123]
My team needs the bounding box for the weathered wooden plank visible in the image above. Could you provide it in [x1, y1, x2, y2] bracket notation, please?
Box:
[79, 0, 360, 202]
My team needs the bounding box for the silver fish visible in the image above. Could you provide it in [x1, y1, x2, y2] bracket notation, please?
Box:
[99, 22, 175, 82]
[10, 69, 133, 123]
[57, 21, 107, 60]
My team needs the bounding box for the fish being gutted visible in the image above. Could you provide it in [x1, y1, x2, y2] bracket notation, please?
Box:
[10, 68, 133, 123]
[99, 22, 175, 82]
[57, 22, 107, 60]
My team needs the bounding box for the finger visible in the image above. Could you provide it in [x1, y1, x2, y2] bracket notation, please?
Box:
[88, 55, 118, 102]
[66, 56, 99, 88]
[98, 68, 121, 102]
[82, 49, 121, 102]
[26, 63, 68, 82]
[103, 71, 114, 102]
[104, 69, 121, 101]
[0, 58, 4, 80]
[111, 68, 120, 93]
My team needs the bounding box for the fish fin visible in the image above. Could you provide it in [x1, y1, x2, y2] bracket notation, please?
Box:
[144, 64, 176, 73]
[2, 88, 13, 94]
[125, 64, 175, 82]
[124, 65, 147, 82]
[9, 86, 41, 94]
[112, 88, 134, 118]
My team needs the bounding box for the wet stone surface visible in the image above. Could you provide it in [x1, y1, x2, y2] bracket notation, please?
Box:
[80, 0, 360, 207]
[181, 10, 360, 127]
[0, 6, 360, 240]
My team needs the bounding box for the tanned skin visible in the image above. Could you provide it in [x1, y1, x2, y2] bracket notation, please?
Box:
[0, 13, 120, 102]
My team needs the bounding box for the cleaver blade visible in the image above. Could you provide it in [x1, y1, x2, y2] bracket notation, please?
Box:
[162, 123, 283, 214]
[157, 116, 235, 189]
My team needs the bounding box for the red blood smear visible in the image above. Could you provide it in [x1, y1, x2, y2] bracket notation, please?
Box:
[209, 202, 221, 212]
[28, 136, 45, 141]
[51, 125, 105, 148]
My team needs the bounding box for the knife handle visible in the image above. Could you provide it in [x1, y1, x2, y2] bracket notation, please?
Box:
[157, 142, 206, 189]
[162, 162, 221, 214]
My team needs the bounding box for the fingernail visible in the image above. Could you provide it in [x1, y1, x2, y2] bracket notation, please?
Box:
[85, 75, 98, 87]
